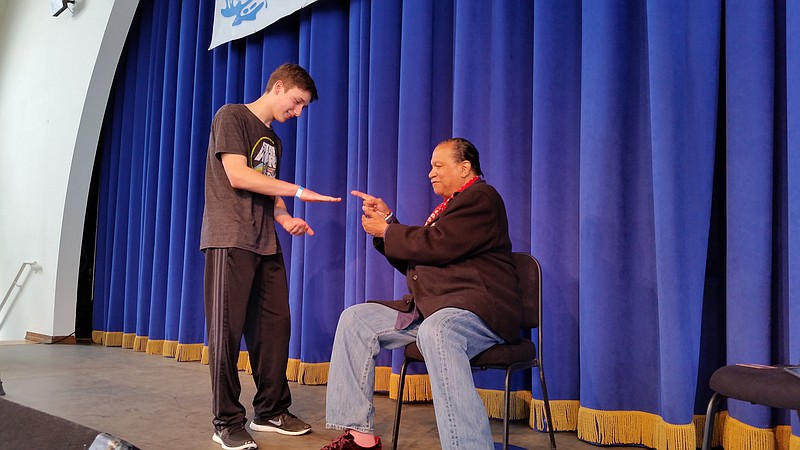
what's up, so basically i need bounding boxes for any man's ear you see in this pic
[272,80,284,94]
[461,160,472,176]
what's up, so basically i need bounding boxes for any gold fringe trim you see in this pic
[162,340,178,358]
[388,373,433,401]
[122,333,135,349]
[577,407,696,450]
[531,399,580,431]
[297,362,330,385]
[789,432,800,450]
[201,346,209,364]
[476,389,532,420]
[92,330,105,344]
[375,366,391,393]
[287,358,300,381]
[175,343,203,362]
[146,339,164,355]
[691,412,725,448]
[103,332,123,347]
[692,414,705,448]
[133,336,148,352]
[720,413,799,450]
[238,351,250,372]
[776,424,796,450]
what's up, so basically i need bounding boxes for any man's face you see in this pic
[429,143,468,198]
[272,82,312,123]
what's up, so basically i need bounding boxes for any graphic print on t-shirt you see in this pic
[251,136,278,178]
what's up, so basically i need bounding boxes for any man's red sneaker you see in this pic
[320,431,382,450]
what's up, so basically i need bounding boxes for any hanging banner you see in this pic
[209,0,321,50]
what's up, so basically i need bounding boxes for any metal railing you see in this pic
[0,261,42,332]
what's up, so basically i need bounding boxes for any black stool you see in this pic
[701,364,800,450]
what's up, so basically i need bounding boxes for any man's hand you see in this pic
[351,190,391,218]
[361,212,389,238]
[352,190,391,238]
[280,217,314,236]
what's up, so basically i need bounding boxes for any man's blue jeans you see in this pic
[325,303,504,449]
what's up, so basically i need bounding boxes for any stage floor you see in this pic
[0,341,622,450]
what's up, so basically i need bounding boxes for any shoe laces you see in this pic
[324,433,355,449]
[222,424,253,441]
[280,411,298,420]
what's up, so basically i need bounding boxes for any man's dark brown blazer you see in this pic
[372,179,522,343]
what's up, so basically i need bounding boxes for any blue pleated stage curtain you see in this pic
[92,1,800,448]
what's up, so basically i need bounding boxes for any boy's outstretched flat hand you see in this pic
[298,187,342,202]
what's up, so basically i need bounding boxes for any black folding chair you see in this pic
[701,364,800,449]
[391,253,557,450]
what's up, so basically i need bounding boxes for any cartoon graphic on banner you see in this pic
[209,0,321,50]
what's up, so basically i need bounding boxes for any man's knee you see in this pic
[336,303,374,331]
[417,310,471,357]
[416,317,451,356]
[336,305,360,330]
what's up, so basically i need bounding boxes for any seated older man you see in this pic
[322,137,522,450]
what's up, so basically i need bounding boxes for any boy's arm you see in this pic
[221,153,341,202]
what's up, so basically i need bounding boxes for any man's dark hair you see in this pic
[265,63,319,102]
[442,137,483,177]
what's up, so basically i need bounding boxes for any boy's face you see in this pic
[271,81,312,123]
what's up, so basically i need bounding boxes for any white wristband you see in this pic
[295,185,305,199]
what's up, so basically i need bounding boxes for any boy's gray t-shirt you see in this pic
[200,104,282,255]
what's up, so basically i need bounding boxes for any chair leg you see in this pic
[391,359,410,450]
[701,392,724,450]
[502,368,513,450]
[538,364,557,450]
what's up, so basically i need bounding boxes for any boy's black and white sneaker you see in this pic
[249,411,311,436]
[212,424,258,450]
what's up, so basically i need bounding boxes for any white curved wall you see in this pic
[0,0,139,340]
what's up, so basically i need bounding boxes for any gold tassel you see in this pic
[238,351,249,372]
[721,413,777,450]
[476,389,532,420]
[775,424,794,450]
[133,336,148,352]
[577,407,696,449]
[657,420,696,450]
[287,359,300,381]
[297,362,330,385]
[714,411,728,448]
[388,373,433,402]
[122,333,135,349]
[375,367,392,393]
[146,339,164,355]
[162,340,178,358]
[692,415,705,448]
[789,432,800,450]
[531,399,579,431]
[175,343,203,362]
[92,330,105,344]
[103,332,123,347]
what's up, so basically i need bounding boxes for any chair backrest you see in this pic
[512,252,542,330]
